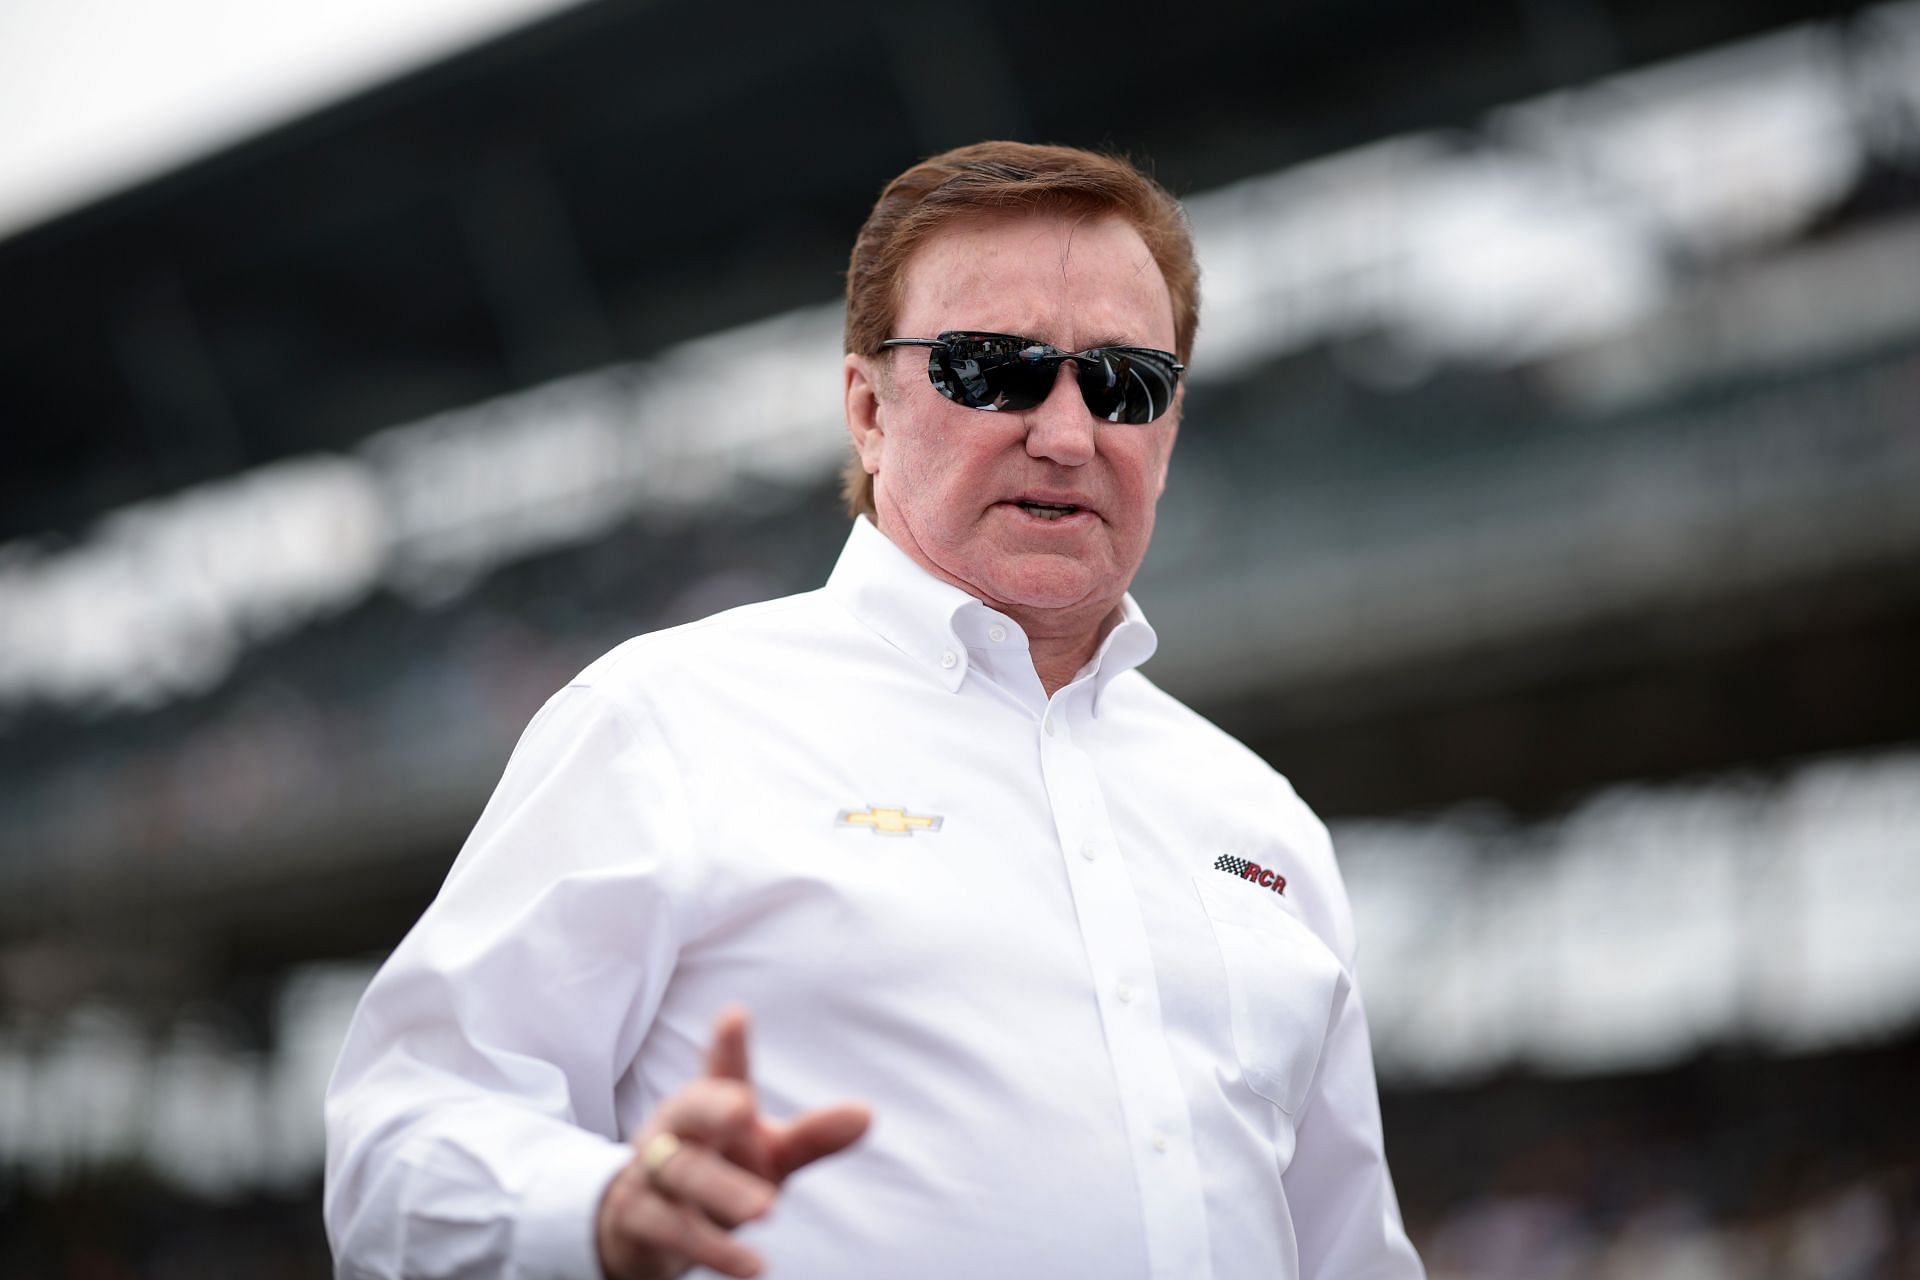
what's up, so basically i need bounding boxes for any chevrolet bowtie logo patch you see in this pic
[836,805,944,836]
[1215,854,1287,895]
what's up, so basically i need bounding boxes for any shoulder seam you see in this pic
[569,592,824,690]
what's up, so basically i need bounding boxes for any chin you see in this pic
[978,562,1106,613]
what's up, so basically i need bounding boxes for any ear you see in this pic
[844,353,886,477]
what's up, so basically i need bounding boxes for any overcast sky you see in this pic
[0,0,582,241]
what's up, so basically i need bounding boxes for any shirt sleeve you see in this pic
[324,682,690,1280]
[1284,982,1424,1278]
[1283,820,1425,1280]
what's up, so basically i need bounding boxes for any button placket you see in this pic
[1037,729,1211,1280]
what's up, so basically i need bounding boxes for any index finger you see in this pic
[706,1004,751,1082]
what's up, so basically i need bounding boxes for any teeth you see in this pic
[1019,501,1078,520]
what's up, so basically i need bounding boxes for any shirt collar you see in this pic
[824,516,1158,710]
[1085,591,1158,716]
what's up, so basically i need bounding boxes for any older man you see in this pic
[325,141,1422,1280]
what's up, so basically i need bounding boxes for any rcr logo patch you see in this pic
[1214,854,1287,895]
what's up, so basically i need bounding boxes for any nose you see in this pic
[1022,361,1096,467]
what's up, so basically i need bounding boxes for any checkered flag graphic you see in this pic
[1214,855,1250,877]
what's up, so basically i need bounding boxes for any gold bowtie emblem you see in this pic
[836,805,944,836]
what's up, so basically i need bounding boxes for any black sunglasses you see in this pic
[881,331,1184,425]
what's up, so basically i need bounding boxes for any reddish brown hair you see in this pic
[841,141,1200,517]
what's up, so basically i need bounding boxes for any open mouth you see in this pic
[1013,500,1085,522]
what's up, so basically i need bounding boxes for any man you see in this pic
[325,141,1423,1280]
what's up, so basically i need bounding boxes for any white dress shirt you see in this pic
[325,515,1422,1280]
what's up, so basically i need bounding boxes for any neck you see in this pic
[868,513,1128,698]
[1009,604,1119,698]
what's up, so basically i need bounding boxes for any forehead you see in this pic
[894,211,1176,351]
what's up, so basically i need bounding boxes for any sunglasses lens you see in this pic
[923,334,1180,422]
[1082,350,1178,424]
[932,335,1054,412]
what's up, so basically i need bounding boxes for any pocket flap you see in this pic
[1193,873,1349,1115]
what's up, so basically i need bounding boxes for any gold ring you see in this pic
[641,1132,683,1193]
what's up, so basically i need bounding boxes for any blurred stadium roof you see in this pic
[3,0,1918,1033]
[0,0,1885,539]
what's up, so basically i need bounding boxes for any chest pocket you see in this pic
[1193,873,1350,1115]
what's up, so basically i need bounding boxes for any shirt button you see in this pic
[1043,718,1055,737]
[1152,1134,1170,1154]
[1080,843,1097,861]
[940,650,957,669]
[1116,981,1133,1004]
[988,624,1007,643]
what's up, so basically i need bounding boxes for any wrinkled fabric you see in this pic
[324,516,1423,1280]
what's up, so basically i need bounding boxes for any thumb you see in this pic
[771,1102,872,1181]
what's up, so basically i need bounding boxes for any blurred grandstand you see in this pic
[3,0,1919,1274]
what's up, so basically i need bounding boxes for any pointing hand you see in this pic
[596,1006,872,1279]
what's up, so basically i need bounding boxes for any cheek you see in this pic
[885,414,939,482]
[887,424,977,533]
[1119,438,1172,502]
[1149,431,1178,499]
[902,419,1007,495]
[900,432,964,495]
